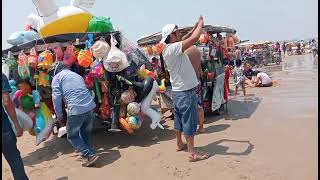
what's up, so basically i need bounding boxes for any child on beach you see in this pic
[233,59,246,97]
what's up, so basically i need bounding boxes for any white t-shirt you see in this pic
[257,72,272,85]
[162,42,199,91]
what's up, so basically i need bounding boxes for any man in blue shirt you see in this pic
[48,62,98,167]
[2,73,29,180]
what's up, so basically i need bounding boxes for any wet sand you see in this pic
[2,54,318,180]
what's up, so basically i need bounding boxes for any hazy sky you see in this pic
[2,0,318,49]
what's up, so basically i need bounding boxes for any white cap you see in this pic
[160,24,177,43]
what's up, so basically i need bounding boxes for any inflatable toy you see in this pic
[120,89,137,105]
[88,16,113,33]
[38,50,54,69]
[119,117,134,134]
[9,80,18,97]
[137,64,156,80]
[7,30,39,46]
[27,47,38,68]
[27,0,95,38]
[34,103,56,146]
[17,51,30,79]
[140,80,164,130]
[32,90,41,108]
[127,116,142,130]
[127,102,140,116]
[21,94,35,112]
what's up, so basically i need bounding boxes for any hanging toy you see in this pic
[6,52,18,71]
[63,45,77,67]
[78,35,94,68]
[199,32,210,44]
[26,47,38,68]
[84,75,94,89]
[9,80,18,97]
[120,89,137,105]
[89,61,104,78]
[38,50,53,69]
[32,90,41,108]
[17,51,30,79]
[12,90,25,108]
[155,43,165,55]
[38,71,50,87]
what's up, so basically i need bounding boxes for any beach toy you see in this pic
[137,64,156,80]
[89,61,104,78]
[21,94,35,112]
[18,51,30,79]
[38,71,50,87]
[32,90,41,108]
[127,102,140,116]
[100,94,111,119]
[63,45,77,67]
[88,16,113,33]
[159,79,166,93]
[103,35,129,72]
[119,117,134,134]
[26,0,94,38]
[34,103,56,145]
[94,78,102,103]
[127,116,142,130]
[51,45,64,61]
[92,39,110,59]
[78,49,93,68]
[9,80,17,97]
[12,90,25,108]
[7,30,39,46]
[38,50,54,69]
[8,108,34,135]
[84,75,94,89]
[120,90,137,105]
[27,47,38,68]
[6,54,18,71]
[140,80,164,130]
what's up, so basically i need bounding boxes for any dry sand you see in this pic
[2,54,318,180]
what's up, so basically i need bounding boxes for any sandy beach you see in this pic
[2,54,318,180]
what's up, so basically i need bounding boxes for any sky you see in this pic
[2,0,318,49]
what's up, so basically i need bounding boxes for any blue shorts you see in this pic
[172,88,198,137]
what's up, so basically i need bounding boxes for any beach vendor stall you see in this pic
[2,0,166,146]
[137,25,239,115]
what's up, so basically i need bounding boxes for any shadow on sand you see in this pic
[198,139,254,157]
[23,117,176,168]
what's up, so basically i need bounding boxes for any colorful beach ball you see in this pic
[127,102,140,116]
[127,116,142,130]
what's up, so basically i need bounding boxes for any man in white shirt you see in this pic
[254,71,273,87]
[160,16,209,162]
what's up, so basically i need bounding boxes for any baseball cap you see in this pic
[160,24,178,43]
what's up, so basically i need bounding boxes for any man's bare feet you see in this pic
[188,152,210,162]
[197,128,205,133]
[176,143,188,152]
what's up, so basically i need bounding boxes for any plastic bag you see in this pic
[103,35,129,72]
[8,108,34,135]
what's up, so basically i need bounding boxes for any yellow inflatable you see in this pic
[27,0,95,38]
